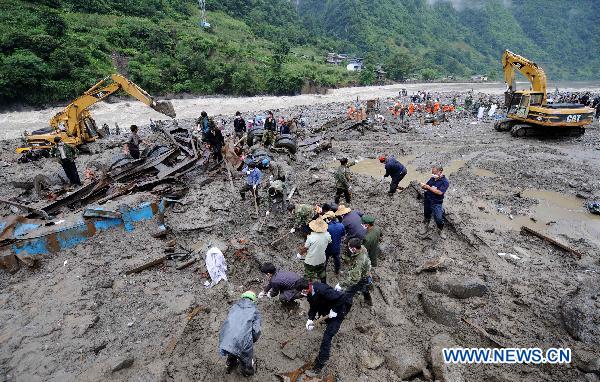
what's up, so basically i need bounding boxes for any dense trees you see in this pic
[0,0,597,106]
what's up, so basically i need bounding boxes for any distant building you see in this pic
[347,58,364,71]
[326,52,348,65]
[471,75,488,82]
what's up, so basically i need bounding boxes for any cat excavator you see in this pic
[16,74,176,155]
[494,50,594,137]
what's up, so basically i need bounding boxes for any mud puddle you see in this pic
[471,167,496,177]
[348,156,466,188]
[480,188,600,246]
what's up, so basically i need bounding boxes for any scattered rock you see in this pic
[91,341,108,355]
[429,333,465,382]
[96,279,114,289]
[281,345,297,360]
[561,281,600,344]
[384,346,427,380]
[429,275,488,299]
[112,355,134,372]
[360,350,384,370]
[574,349,600,374]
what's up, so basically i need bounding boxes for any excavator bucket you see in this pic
[153,100,177,119]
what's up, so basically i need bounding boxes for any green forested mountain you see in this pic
[1,0,598,106]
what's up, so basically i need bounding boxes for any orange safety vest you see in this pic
[433,102,440,113]
[408,103,415,115]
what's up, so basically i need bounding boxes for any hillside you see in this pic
[0,0,598,106]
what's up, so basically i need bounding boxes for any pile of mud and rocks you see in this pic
[1,92,599,382]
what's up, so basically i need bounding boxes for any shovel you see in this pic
[254,210,270,232]
[252,187,260,219]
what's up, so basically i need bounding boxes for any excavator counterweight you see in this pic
[496,50,593,137]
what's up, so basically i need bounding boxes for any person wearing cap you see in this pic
[233,111,246,141]
[258,263,302,303]
[294,278,350,377]
[50,136,81,186]
[334,157,354,204]
[335,238,372,306]
[323,211,345,275]
[219,291,262,377]
[240,162,262,203]
[361,215,382,267]
[419,165,450,239]
[288,203,318,235]
[297,218,331,283]
[379,155,407,195]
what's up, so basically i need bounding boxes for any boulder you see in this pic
[429,275,488,299]
[385,346,427,380]
[360,350,384,370]
[574,349,600,374]
[561,281,600,344]
[112,355,134,372]
[419,291,463,327]
[429,333,465,382]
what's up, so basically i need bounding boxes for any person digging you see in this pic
[240,161,262,204]
[50,136,81,186]
[379,155,407,195]
[335,238,372,307]
[419,165,450,239]
[294,278,351,378]
[258,262,303,305]
[219,291,261,377]
[297,218,331,284]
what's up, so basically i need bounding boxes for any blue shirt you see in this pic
[202,117,209,133]
[425,175,449,204]
[326,221,345,255]
[243,166,262,186]
[384,157,406,178]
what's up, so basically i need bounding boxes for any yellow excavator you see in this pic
[494,50,594,137]
[16,74,176,154]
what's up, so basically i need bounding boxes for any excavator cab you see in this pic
[507,91,545,118]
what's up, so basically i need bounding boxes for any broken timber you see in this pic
[125,255,167,275]
[520,226,582,259]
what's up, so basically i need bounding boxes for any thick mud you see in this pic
[1,90,599,382]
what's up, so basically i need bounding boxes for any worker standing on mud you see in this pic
[240,162,262,204]
[206,124,225,163]
[334,157,354,204]
[51,136,81,186]
[294,278,350,377]
[323,211,345,275]
[126,124,142,159]
[335,238,372,306]
[198,111,210,142]
[219,291,261,377]
[258,263,302,304]
[297,218,331,283]
[419,166,450,239]
[379,155,407,195]
[233,111,246,142]
[263,111,277,147]
[361,215,382,267]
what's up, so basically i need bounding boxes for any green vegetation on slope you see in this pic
[0,0,598,106]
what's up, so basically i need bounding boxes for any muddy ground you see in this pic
[1,92,599,382]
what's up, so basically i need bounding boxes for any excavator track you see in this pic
[509,124,585,138]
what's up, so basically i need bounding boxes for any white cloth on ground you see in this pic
[205,247,227,288]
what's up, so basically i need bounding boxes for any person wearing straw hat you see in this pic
[323,211,345,275]
[297,218,331,283]
[219,291,261,377]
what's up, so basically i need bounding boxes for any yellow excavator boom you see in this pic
[502,50,547,100]
[17,74,175,154]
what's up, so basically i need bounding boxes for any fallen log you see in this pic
[125,255,167,275]
[520,226,582,259]
[461,317,506,348]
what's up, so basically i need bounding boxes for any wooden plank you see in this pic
[125,255,167,275]
[520,226,582,259]
[461,318,506,348]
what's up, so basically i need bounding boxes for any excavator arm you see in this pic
[49,74,176,137]
[502,50,547,99]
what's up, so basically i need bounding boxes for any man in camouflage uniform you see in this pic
[335,238,372,306]
[288,203,316,235]
[334,157,354,204]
